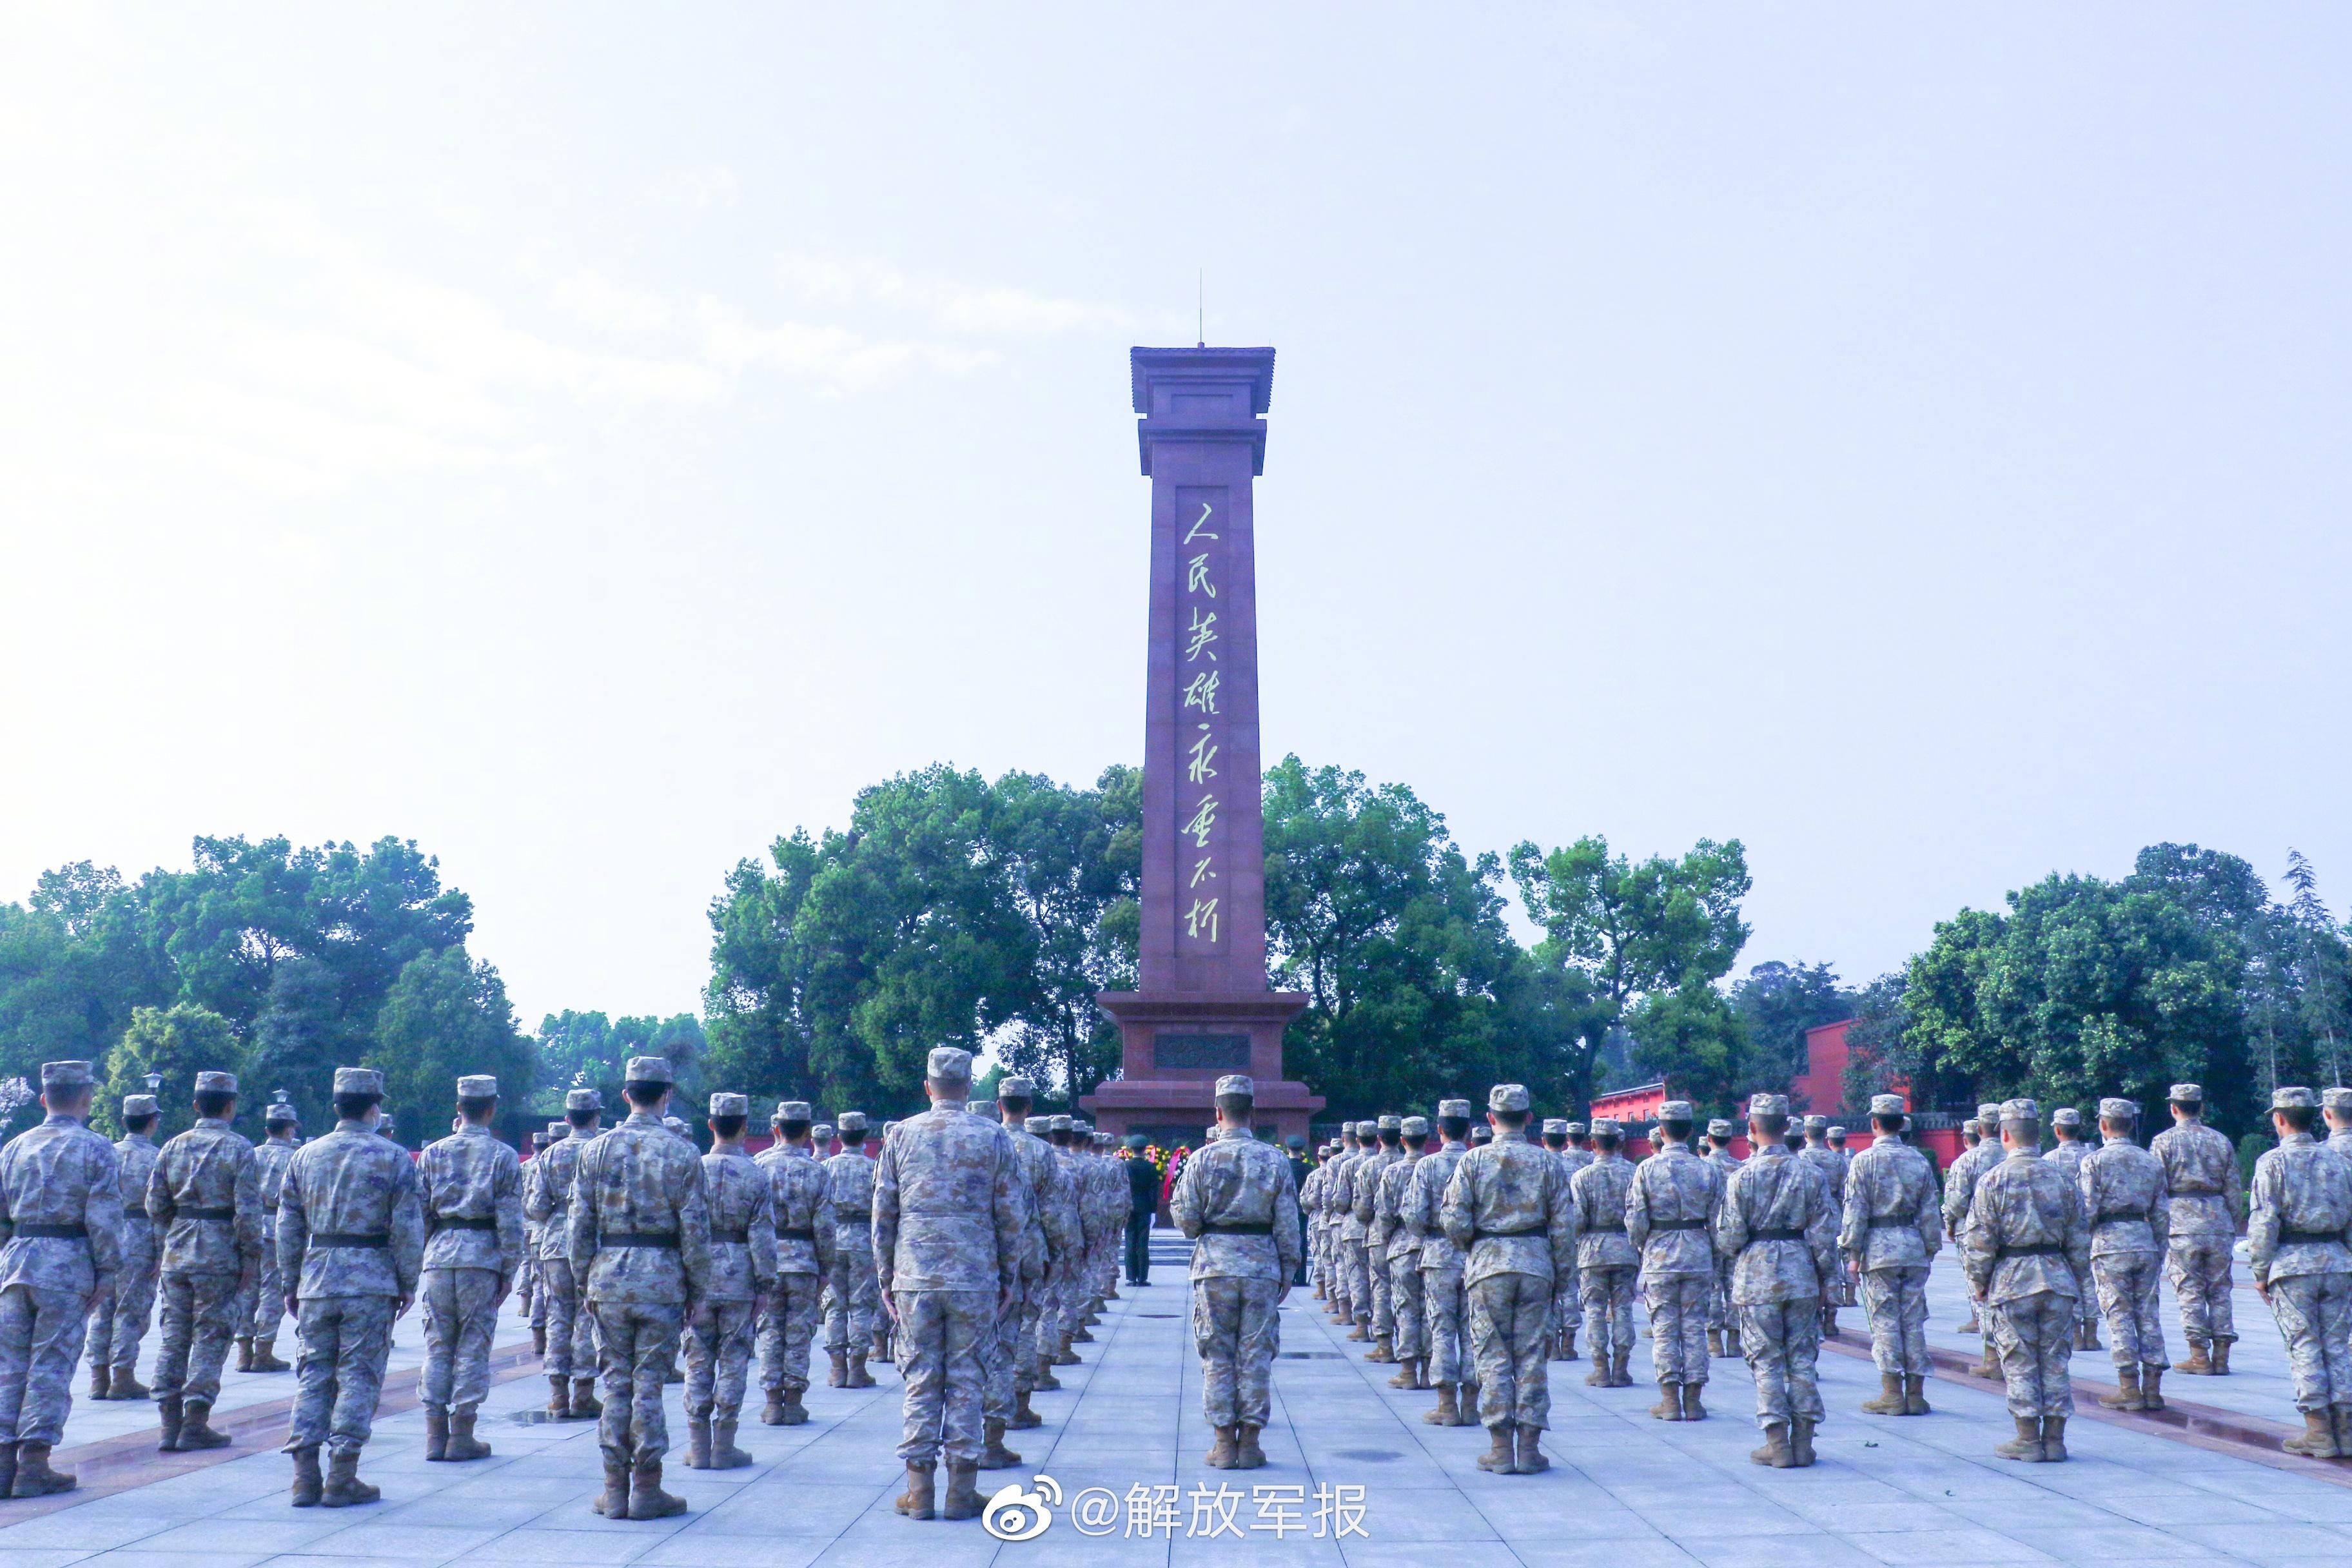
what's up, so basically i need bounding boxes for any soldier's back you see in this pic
[284,1126,421,1297]
[0,1116,121,1295]
[876,1106,1021,1291]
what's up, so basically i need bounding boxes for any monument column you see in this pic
[1085,347,1322,1144]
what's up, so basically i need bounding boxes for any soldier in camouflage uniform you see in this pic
[685,1093,774,1470]
[995,1083,1073,1444]
[1335,1121,1378,1340]
[2081,1097,2169,1412]
[755,1100,835,1426]
[1375,1117,1431,1391]
[1569,1118,1638,1389]
[569,1056,712,1520]
[1796,1117,1847,1336]
[524,1124,566,1353]
[1409,1101,1477,1426]
[240,1099,299,1375]
[0,1061,122,1497]
[148,1068,262,1453]
[1717,1093,1838,1468]
[2324,1087,2352,1161]
[1318,1126,1358,1321]
[822,1110,881,1389]
[1355,1116,1402,1361]
[1020,1116,1073,1392]
[874,1046,1027,1522]
[1628,1101,1721,1420]
[1963,1098,2092,1463]
[2042,1107,2102,1351]
[527,1089,606,1418]
[1170,1075,1300,1471]
[86,1093,159,1402]
[2153,1083,2242,1375]
[1085,1128,1125,1325]
[1549,1121,1594,1361]
[2249,1086,2352,1456]
[1839,1093,1940,1417]
[1701,1119,1743,1357]
[1943,1103,2006,1369]
[416,1075,523,1465]
[1441,1084,1576,1476]
[279,1067,425,1508]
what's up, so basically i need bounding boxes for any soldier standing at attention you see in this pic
[1411,1101,1478,1426]
[1299,1144,1327,1300]
[0,1061,122,1497]
[1022,1117,1075,1393]
[277,1067,424,1507]
[994,1083,1073,1444]
[1963,1098,2092,1463]
[1839,1093,1940,1417]
[1628,1101,1721,1421]
[1170,1075,1300,1469]
[2153,1083,2242,1375]
[1716,1093,1838,1468]
[1355,1117,1405,1362]
[2324,1088,2352,1160]
[1796,1117,1847,1337]
[148,1069,261,1454]
[2249,1086,2352,1456]
[242,1099,299,1375]
[978,1096,1048,1472]
[685,1093,774,1470]
[568,1057,711,1521]
[87,1093,159,1402]
[1320,1126,1358,1323]
[2043,1108,2102,1351]
[1825,1126,1858,1324]
[823,1111,881,1389]
[1570,1118,1638,1389]
[1335,1122,1378,1340]
[754,1101,835,1427]
[524,1124,567,1354]
[2081,1099,2168,1412]
[527,1089,605,1420]
[415,1075,522,1464]
[1549,1122,1594,1362]
[874,1046,1026,1523]
[1441,1084,1576,1476]
[1701,1120,1743,1358]
[1376,1117,1431,1391]
[1538,1121,1573,1363]
[1943,1103,2007,1371]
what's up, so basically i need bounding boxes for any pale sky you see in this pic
[4,5,2347,1026]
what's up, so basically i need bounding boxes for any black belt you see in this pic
[837,1211,872,1222]
[1646,1218,1707,1232]
[1747,1228,1808,1243]
[1996,1243,2067,1258]
[2173,1185,2220,1197]
[1206,1222,1272,1235]
[2280,1228,2347,1245]
[12,1224,86,1240]
[1867,1215,1918,1229]
[602,1233,679,1249]
[2095,1210,2154,1226]
[1473,1225,1542,1240]
[177,1206,237,1222]
[778,1228,816,1242]
[711,1229,749,1246]
[311,1233,390,1249]
[435,1216,498,1231]
[1584,1220,1626,1232]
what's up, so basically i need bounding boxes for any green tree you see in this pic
[1729,961,1854,1091]
[371,949,533,1146]
[101,1002,244,1140]
[2284,851,2352,1086]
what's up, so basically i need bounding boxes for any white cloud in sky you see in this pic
[776,253,1136,338]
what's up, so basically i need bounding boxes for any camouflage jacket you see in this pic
[1300,1161,1327,1221]
[1006,1128,1075,1282]
[2077,1136,2169,1259]
[1627,1144,1723,1279]
[417,1124,525,1281]
[115,1132,159,1226]
[1406,1141,1469,1272]
[1351,1148,1400,1242]
[254,1136,299,1233]
[2248,1132,2352,1284]
[1838,1134,1942,1270]
[700,1146,778,1301]
[279,1121,426,1300]
[754,1144,837,1278]
[1439,1130,1577,1288]
[567,1110,712,1308]
[524,1128,596,1260]
[2151,1121,2242,1240]
[2042,1138,2092,1186]
[1569,1154,1638,1270]
[0,1114,123,1295]
[1940,1139,2003,1239]
[1554,1146,1595,1183]
[1086,1155,1126,1246]
[1715,1144,1838,1304]
[824,1148,878,1257]
[148,1117,262,1277]
[872,1100,1027,1296]
[1703,1147,1743,1182]
[1170,1128,1302,1283]
[1961,1148,2090,1304]
[1333,1150,1373,1242]
[1798,1143,1847,1208]
[1373,1152,1425,1257]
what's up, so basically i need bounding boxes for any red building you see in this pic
[1589,1081,1671,1124]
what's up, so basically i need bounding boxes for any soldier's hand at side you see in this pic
[285,1293,300,1319]
[395,1293,415,1320]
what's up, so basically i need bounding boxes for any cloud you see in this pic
[548,270,678,338]
[775,253,1134,337]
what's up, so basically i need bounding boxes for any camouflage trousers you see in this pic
[1420,1265,1468,1386]
[2091,1253,2166,1370]
[88,1219,157,1373]
[0,1285,91,1446]
[1987,1290,2074,1419]
[894,1288,990,1466]
[1551,1273,1580,1340]
[684,1298,757,1421]
[1014,1275,1052,1394]
[538,1257,599,1378]
[591,1300,683,1467]
[983,1285,1029,1422]
[525,1255,549,1330]
[1193,1275,1280,1429]
[286,1293,397,1456]
[2167,1239,2235,1346]
[1644,1273,1711,1384]
[155,1269,241,1405]
[1580,1264,1637,1363]
[1707,1259,1732,1333]
[2266,1271,2352,1413]
[1736,1298,1824,1429]
[823,1229,879,1351]
[1387,1251,1426,1360]
[757,1273,823,1395]
[420,1267,502,1412]
[235,1220,285,1343]
[1031,1275,1064,1369]
[1367,1244,1395,1340]
[1468,1272,1552,1429]
[1343,1239,1373,1324]
[1858,1266,1931,1377]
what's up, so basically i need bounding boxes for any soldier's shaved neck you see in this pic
[709,1119,747,1152]
[1657,1121,1692,1148]
[2170,1101,2203,1124]
[2099,1117,2133,1141]
[1402,1133,1427,1152]
[841,1128,868,1150]
[1378,1132,1400,1149]
[1542,1133,1567,1150]
[41,1087,91,1121]
[925,1076,970,1105]
[999,1097,1032,1124]
[127,1113,161,1137]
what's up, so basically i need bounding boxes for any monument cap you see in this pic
[195,1070,237,1094]
[565,1088,603,1113]
[1400,1116,1429,1137]
[1869,1093,1905,1117]
[1748,1093,1789,1119]
[998,1075,1036,1099]
[2169,1083,2203,1104]
[1488,1084,1530,1113]
[1589,1117,1621,1137]
[456,1075,498,1099]
[623,1056,672,1085]
[1660,1101,1694,1122]
[39,1061,93,1091]
[1215,1074,1255,1099]
[2051,1106,2081,1129]
[1438,1099,1473,1119]
[2324,1088,2352,1115]
[926,1046,973,1082]
[1707,1118,1734,1139]
[838,1111,868,1133]
[122,1093,159,1119]
[709,1093,749,1117]
[335,1067,384,1097]
[2273,1086,2318,1111]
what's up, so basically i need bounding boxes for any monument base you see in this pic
[1085,990,1323,1146]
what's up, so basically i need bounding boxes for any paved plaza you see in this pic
[2,1231,2349,1567]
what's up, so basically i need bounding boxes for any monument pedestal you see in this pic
[1088,989,1317,1145]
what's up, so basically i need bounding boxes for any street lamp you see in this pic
[142,1070,163,1096]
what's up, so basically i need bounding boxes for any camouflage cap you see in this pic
[1542,1118,1569,1135]
[565,1088,603,1113]
[1660,1101,1694,1122]
[456,1075,498,1098]
[1747,1093,1789,1118]
[122,1093,159,1119]
[1049,1114,1073,1132]
[1589,1117,1621,1137]
[663,1117,691,1136]
[838,1110,868,1132]
[1070,1117,1092,1131]
[926,1046,973,1081]
[2050,1106,2081,1128]
[39,1061,93,1090]
[545,1121,570,1139]
[1488,1084,1531,1113]
[2273,1086,2317,1111]
[1469,1126,1492,1142]
[1215,1074,1255,1098]
[774,1100,812,1122]
[1024,1115,1051,1135]
[1802,1114,1828,1133]
[1377,1113,1401,1132]
[812,1122,834,1141]
[265,1098,299,1124]
[2168,1083,2203,1104]
[623,1056,672,1084]
[1827,1126,1848,1141]
[709,1092,749,1117]
[1437,1098,1473,1119]
[1977,1102,2003,1124]
[1707,1118,1734,1138]
[1868,1093,1905,1116]
[195,1070,238,1094]
[1093,1131,1113,1146]
[2325,1088,2352,1115]
[2097,1097,2136,1121]
[1400,1116,1429,1137]
[997,1075,1036,1099]
[1999,1097,2039,1122]
[1563,1121,1586,1137]
[335,1067,384,1096]
[1355,1121,1378,1138]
